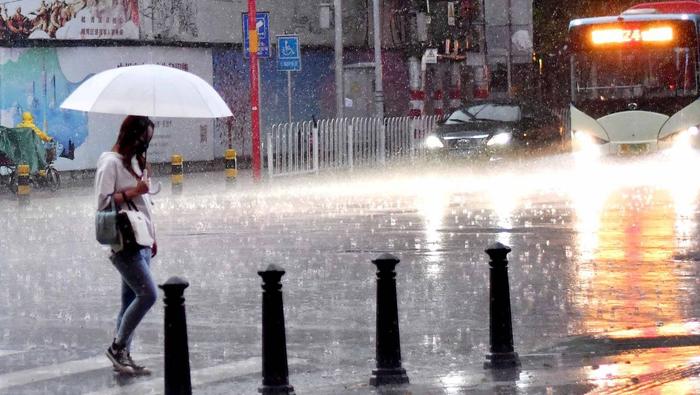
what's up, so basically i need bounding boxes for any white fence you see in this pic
[266,116,441,178]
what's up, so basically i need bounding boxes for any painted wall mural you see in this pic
[0,45,410,170]
[1,0,139,40]
[0,46,215,171]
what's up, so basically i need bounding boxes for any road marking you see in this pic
[0,354,159,390]
[0,350,22,357]
[85,357,305,395]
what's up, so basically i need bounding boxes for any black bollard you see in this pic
[159,276,192,395]
[484,242,521,369]
[370,253,410,386]
[258,264,295,395]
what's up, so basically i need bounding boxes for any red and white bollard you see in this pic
[408,56,423,117]
[409,90,425,117]
[473,64,490,99]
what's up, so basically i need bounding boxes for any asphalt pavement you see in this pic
[2,153,700,394]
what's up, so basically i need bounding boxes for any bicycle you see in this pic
[0,142,60,193]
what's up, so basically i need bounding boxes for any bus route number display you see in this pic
[591,26,674,45]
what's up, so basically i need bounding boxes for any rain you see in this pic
[3,1,700,394]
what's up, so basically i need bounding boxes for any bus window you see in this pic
[573,47,697,102]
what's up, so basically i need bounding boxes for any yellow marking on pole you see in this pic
[17,164,30,197]
[171,154,183,186]
[250,30,259,54]
[225,149,238,181]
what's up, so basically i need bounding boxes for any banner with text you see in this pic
[2,0,139,40]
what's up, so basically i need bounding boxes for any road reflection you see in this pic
[572,164,700,392]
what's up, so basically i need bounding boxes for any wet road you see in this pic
[1,152,700,394]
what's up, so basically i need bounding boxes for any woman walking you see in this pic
[95,115,157,374]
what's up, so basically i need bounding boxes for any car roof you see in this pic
[455,101,554,116]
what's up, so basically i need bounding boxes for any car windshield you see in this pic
[445,104,521,124]
[573,47,698,101]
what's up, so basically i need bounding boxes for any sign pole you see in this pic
[287,71,293,123]
[277,35,301,123]
[248,0,262,181]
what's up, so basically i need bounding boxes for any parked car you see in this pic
[424,101,564,159]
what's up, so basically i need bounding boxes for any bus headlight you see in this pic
[661,126,699,150]
[425,135,444,149]
[487,132,512,146]
[574,130,607,148]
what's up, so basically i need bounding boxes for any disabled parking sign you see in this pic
[277,35,301,72]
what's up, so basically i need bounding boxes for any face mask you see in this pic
[138,142,149,154]
[135,137,149,154]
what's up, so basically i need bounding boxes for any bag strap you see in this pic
[106,193,117,213]
[126,200,139,211]
[120,191,139,212]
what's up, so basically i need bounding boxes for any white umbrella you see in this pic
[60,64,232,118]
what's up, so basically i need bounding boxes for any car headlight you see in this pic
[425,135,444,149]
[486,132,511,146]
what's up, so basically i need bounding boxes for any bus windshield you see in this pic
[573,47,698,101]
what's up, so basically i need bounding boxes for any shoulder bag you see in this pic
[95,195,120,245]
[118,199,154,250]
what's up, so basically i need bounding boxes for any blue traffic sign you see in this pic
[277,35,301,72]
[242,12,270,58]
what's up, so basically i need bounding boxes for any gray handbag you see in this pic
[95,195,120,245]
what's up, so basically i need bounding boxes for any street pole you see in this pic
[507,0,513,98]
[287,71,293,123]
[334,0,344,119]
[372,0,385,164]
[248,0,262,181]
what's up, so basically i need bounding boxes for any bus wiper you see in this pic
[463,110,477,120]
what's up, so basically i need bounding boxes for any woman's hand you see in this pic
[151,241,158,258]
[134,180,149,195]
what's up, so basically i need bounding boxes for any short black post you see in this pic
[258,265,295,395]
[159,276,192,395]
[370,253,409,386]
[484,243,521,369]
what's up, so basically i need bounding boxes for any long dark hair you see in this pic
[115,115,154,178]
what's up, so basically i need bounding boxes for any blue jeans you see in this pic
[110,248,157,351]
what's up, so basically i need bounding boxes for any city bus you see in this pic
[568,1,700,155]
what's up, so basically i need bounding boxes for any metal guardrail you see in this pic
[266,116,441,178]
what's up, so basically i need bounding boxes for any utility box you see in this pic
[343,62,375,118]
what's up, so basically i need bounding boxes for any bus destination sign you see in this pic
[591,26,674,45]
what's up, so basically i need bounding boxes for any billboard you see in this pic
[1,0,139,40]
[0,46,216,171]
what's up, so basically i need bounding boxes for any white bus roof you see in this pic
[570,13,700,29]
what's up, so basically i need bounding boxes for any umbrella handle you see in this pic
[149,181,162,195]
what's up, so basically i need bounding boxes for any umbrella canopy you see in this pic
[60,64,232,118]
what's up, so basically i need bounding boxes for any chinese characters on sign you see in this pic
[277,35,301,72]
[0,0,139,40]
